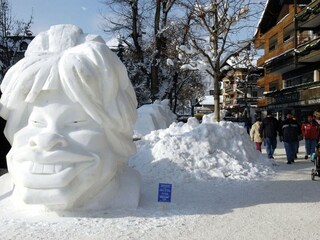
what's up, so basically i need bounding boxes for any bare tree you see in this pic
[100,0,206,111]
[160,13,205,113]
[149,0,178,101]
[0,0,33,80]
[179,0,263,121]
[100,0,151,103]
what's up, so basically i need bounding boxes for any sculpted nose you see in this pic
[29,132,67,151]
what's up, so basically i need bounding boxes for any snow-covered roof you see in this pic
[255,0,311,37]
[254,0,270,37]
[106,36,123,50]
[199,95,223,105]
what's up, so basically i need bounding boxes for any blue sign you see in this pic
[158,183,172,203]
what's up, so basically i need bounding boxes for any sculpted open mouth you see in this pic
[10,150,98,189]
[31,162,73,174]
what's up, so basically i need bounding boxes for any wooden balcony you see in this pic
[256,41,295,67]
[224,85,234,94]
[256,77,265,87]
[296,0,320,29]
[300,85,320,100]
[257,97,268,107]
[296,36,320,63]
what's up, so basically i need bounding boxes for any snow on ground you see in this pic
[2,118,320,239]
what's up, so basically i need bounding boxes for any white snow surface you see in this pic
[134,100,177,138]
[2,118,320,239]
[130,117,274,184]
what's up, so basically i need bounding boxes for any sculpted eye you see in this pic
[30,120,46,128]
[73,120,84,123]
[68,120,87,126]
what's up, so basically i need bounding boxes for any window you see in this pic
[284,72,313,88]
[298,30,313,45]
[269,82,278,91]
[269,34,278,52]
[252,91,258,97]
[283,24,294,44]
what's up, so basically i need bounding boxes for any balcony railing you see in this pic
[257,97,267,107]
[296,0,320,29]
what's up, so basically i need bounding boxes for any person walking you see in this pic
[314,111,320,143]
[259,110,280,159]
[314,111,320,125]
[280,111,301,164]
[250,118,263,152]
[292,114,301,159]
[301,113,320,160]
[244,115,252,134]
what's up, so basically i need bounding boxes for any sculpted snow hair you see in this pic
[0,24,137,166]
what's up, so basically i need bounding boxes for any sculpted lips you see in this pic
[10,150,97,189]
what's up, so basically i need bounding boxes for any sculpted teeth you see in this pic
[32,162,44,174]
[31,162,57,174]
[54,164,64,173]
[43,164,55,174]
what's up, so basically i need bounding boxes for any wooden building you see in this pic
[254,0,320,120]
[222,68,264,119]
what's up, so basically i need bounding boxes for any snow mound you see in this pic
[130,116,274,183]
[134,99,176,138]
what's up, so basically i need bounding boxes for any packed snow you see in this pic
[133,104,274,184]
[0,24,140,211]
[134,100,177,138]
[0,26,318,239]
[2,114,320,239]
[131,115,274,184]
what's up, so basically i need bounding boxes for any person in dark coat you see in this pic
[259,110,280,159]
[292,114,301,158]
[280,111,302,164]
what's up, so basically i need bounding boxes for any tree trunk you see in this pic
[173,72,178,113]
[150,0,161,101]
[131,0,143,61]
[214,77,220,122]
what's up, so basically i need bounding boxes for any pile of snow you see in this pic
[130,114,274,183]
[134,100,176,138]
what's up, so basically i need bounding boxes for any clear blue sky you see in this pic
[10,0,111,39]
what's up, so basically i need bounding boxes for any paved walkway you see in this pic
[263,139,316,177]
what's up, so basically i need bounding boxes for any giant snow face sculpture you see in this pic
[0,24,140,211]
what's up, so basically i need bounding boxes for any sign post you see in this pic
[158,183,172,210]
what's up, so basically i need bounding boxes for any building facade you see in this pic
[222,68,264,119]
[254,0,320,121]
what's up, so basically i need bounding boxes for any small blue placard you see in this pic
[158,183,172,203]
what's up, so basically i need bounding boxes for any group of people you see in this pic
[250,110,320,164]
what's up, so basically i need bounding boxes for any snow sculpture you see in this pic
[134,100,177,137]
[0,24,140,211]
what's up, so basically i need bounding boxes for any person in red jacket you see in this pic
[301,114,320,160]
